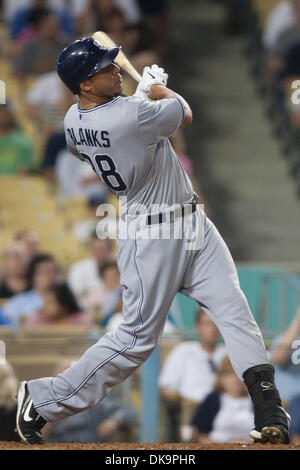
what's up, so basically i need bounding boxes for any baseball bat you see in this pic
[92,31,142,83]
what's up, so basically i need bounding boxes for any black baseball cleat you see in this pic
[16,381,47,444]
[243,364,290,445]
[250,412,291,444]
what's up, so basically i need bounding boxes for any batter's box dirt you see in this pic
[0,442,298,450]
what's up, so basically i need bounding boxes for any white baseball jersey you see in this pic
[64,95,194,215]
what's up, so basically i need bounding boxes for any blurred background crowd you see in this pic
[2,0,300,445]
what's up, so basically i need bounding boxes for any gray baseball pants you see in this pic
[28,208,268,422]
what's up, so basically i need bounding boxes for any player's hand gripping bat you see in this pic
[92,31,142,83]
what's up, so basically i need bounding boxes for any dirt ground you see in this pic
[0,441,298,450]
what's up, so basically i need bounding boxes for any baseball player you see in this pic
[16,37,290,445]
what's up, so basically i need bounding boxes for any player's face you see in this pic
[85,63,122,99]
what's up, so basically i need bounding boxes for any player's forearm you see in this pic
[149,84,193,128]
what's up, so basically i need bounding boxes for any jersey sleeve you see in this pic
[137,97,185,142]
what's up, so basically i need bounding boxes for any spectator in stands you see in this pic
[68,234,113,303]
[191,356,253,443]
[3,0,84,23]
[114,0,141,25]
[14,230,40,260]
[101,7,127,47]
[85,259,180,334]
[83,0,126,33]
[270,306,300,401]
[0,308,9,325]
[263,1,300,89]
[0,104,35,174]
[137,0,169,57]
[1,253,57,329]
[72,194,111,244]
[101,261,121,314]
[123,23,161,78]
[41,132,109,202]
[2,0,29,24]
[55,0,90,35]
[55,147,109,203]
[158,309,226,441]
[25,72,74,136]
[24,283,91,327]
[262,0,300,52]
[0,362,20,442]
[159,310,226,402]
[42,358,137,442]
[0,241,29,300]
[85,260,122,326]
[14,9,67,77]
[41,132,70,183]
[10,0,74,41]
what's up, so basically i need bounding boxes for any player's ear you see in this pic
[79,78,92,94]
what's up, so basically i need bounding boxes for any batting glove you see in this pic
[137,64,168,94]
[133,87,149,100]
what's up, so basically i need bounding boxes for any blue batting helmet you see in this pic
[57,37,120,94]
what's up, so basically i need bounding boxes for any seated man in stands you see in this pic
[25,72,74,138]
[13,9,68,77]
[67,234,113,305]
[158,309,226,441]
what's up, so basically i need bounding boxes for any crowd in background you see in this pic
[1,0,300,445]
